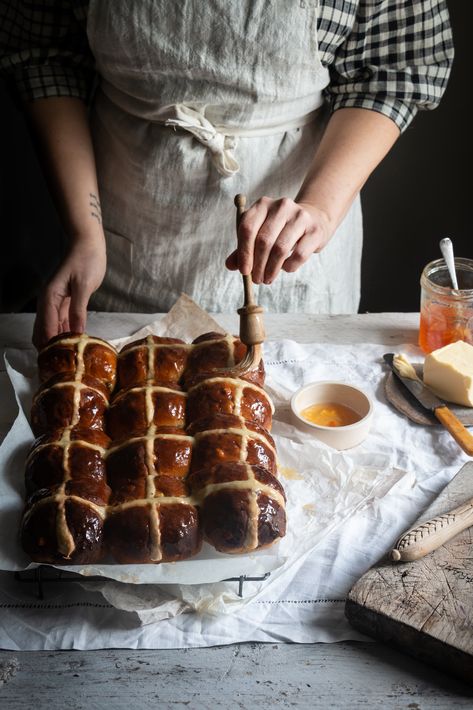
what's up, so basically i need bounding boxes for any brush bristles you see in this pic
[230,344,262,376]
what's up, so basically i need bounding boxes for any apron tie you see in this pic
[164,104,240,178]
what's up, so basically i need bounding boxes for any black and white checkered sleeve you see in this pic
[0,1,93,102]
[322,0,454,132]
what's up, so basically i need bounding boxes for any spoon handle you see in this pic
[440,237,459,290]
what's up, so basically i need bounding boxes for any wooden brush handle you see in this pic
[434,406,473,456]
[234,194,265,347]
[234,195,254,306]
[391,497,473,562]
[234,193,247,227]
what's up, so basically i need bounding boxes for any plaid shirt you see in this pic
[0,0,453,132]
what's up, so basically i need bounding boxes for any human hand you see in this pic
[32,236,106,349]
[225,197,332,284]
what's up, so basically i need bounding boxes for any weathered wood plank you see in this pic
[346,462,473,683]
[1,642,472,709]
[0,312,420,355]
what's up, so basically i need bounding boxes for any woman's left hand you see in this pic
[225,197,332,284]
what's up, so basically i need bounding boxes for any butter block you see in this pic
[424,340,473,407]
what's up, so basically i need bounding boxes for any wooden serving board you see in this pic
[345,462,473,684]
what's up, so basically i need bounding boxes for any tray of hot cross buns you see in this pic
[0,300,396,587]
[21,329,286,572]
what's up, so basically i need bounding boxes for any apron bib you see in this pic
[87,0,362,314]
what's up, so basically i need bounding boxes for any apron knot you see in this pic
[164,104,240,178]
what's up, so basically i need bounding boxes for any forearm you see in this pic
[297,108,400,233]
[25,97,103,244]
[26,98,106,347]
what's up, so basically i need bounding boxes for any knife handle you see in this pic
[391,498,473,562]
[434,406,473,456]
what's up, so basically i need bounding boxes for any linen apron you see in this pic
[87,1,363,314]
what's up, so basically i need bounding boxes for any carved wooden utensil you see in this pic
[391,496,473,562]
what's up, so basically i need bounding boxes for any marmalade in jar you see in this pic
[419,258,473,354]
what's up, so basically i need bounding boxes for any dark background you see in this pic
[359,0,470,312]
[0,1,469,315]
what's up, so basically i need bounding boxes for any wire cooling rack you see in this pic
[14,567,271,600]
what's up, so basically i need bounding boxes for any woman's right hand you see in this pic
[33,235,107,350]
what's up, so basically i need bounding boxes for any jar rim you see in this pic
[421,257,473,298]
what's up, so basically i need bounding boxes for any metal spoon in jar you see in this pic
[440,237,459,290]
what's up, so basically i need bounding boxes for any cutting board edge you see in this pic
[345,598,473,685]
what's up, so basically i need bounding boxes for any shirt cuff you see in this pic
[329,94,418,133]
[11,64,92,102]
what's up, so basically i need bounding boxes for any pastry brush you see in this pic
[230,194,265,376]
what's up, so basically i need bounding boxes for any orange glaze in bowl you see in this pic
[300,402,361,428]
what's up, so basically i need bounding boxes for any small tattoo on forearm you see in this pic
[89,192,102,225]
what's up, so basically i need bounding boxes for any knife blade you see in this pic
[383,353,444,411]
[384,352,473,456]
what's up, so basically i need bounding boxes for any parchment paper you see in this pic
[0,295,403,614]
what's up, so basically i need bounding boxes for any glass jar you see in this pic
[419,257,473,353]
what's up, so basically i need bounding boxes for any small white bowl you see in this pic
[290,381,373,450]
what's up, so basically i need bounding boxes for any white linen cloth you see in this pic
[0,327,468,649]
[86,0,363,314]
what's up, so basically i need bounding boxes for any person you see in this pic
[0,1,453,348]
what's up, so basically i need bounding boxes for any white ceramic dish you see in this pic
[290,381,374,450]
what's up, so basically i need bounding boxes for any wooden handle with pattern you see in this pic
[391,497,473,562]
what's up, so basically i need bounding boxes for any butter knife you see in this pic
[384,353,473,456]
